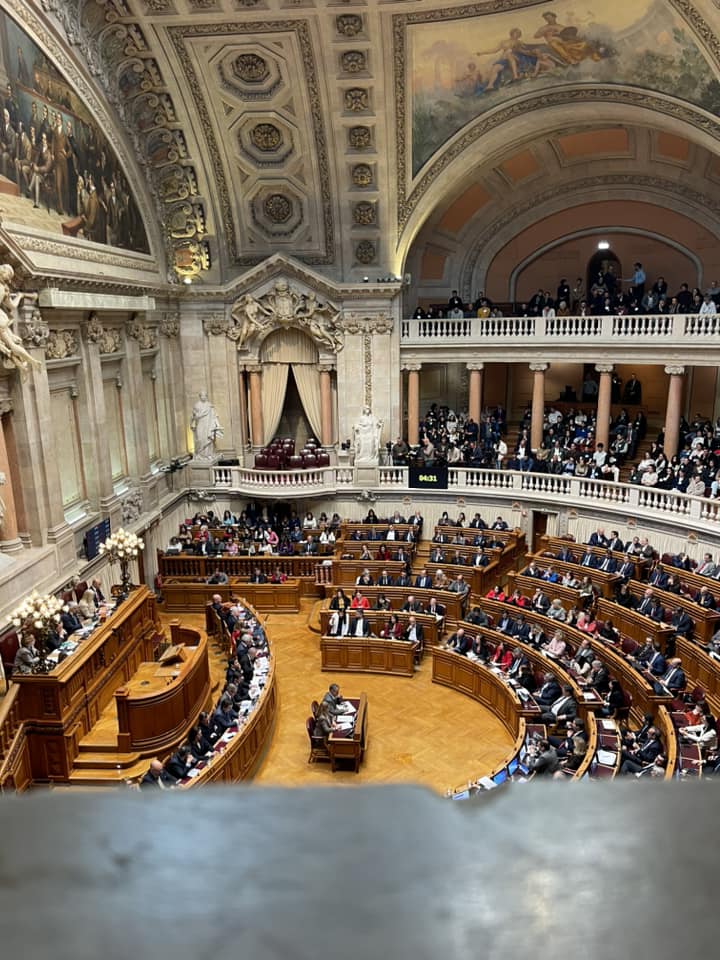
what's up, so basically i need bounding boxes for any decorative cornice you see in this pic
[342,313,393,335]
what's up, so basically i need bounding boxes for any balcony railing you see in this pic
[212,464,720,534]
[400,312,720,346]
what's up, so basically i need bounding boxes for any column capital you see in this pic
[466,362,485,372]
[595,363,614,374]
[665,364,685,376]
[529,362,548,372]
[0,398,13,416]
[402,363,422,372]
[244,364,263,375]
[318,363,336,374]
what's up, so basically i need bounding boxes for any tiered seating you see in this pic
[254,437,330,470]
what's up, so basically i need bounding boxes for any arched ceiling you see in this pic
[4,0,720,290]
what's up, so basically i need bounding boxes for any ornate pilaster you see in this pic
[0,399,22,554]
[80,313,114,503]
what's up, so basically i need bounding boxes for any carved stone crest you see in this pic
[229,279,345,352]
[233,53,269,83]
[127,316,158,350]
[45,330,79,360]
[264,194,293,223]
[159,312,180,338]
[352,164,373,187]
[99,329,122,355]
[336,14,363,36]
[348,126,371,149]
[355,240,376,265]
[353,201,376,226]
[344,88,369,112]
[341,51,367,74]
[203,312,230,336]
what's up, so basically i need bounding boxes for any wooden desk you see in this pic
[507,571,582,608]
[327,694,368,772]
[426,559,499,599]
[332,560,409,587]
[340,523,417,542]
[320,637,415,677]
[114,623,211,754]
[596,598,674,651]
[535,535,648,581]
[157,553,323,595]
[432,648,522,738]
[319,607,441,647]
[675,636,720,717]
[625,582,720,646]
[338,542,417,561]
[518,558,619,599]
[11,588,159,781]
[162,578,301,613]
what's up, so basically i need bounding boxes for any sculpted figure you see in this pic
[0,265,41,374]
[190,391,223,459]
[353,406,383,465]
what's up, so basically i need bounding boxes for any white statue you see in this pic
[353,406,383,465]
[229,280,344,352]
[0,264,41,375]
[190,391,223,460]
[229,292,272,349]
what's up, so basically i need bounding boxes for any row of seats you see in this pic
[254,437,330,470]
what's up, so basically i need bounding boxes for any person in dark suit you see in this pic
[322,683,343,716]
[617,556,635,581]
[472,550,489,567]
[429,547,445,563]
[376,569,394,587]
[469,513,487,529]
[140,759,176,790]
[648,566,668,589]
[636,589,657,617]
[165,745,193,781]
[491,516,509,530]
[653,658,686,696]
[619,727,663,774]
[697,586,717,610]
[403,616,424,651]
[415,568,432,589]
[535,674,562,708]
[402,595,423,613]
[446,627,468,653]
[90,578,106,605]
[597,550,617,573]
[556,545,575,563]
[250,567,267,584]
[634,638,666,676]
[350,612,371,637]
[188,726,213,762]
[426,597,445,621]
[527,739,560,775]
[588,528,609,548]
[394,572,412,587]
[670,606,693,637]
[541,685,577,725]
[579,550,598,569]
[607,532,625,553]
[61,603,83,634]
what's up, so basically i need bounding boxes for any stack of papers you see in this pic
[596,749,617,766]
[601,719,617,731]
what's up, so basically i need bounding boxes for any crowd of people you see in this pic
[140,603,269,789]
[413,271,720,320]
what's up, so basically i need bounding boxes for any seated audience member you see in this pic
[491,516,509,531]
[634,637,666,676]
[313,702,334,741]
[680,714,718,752]
[188,726,213,762]
[434,569,449,590]
[581,659,610,695]
[394,570,413,588]
[351,590,370,611]
[535,673,562,708]
[355,568,373,586]
[653,658,686,696]
[570,637,594,675]
[213,699,238,732]
[165,745,193,781]
[270,566,287,584]
[350,611,371,637]
[426,596,445,621]
[619,727,663,775]
[546,598,567,622]
[381,613,404,640]
[486,584,506,601]
[465,605,489,627]
[415,567,433,589]
[490,640,513,671]
[402,594,423,613]
[523,560,543,578]
[541,684,577,726]
[78,588,98,620]
[322,683,343,716]
[575,610,597,634]
[375,593,391,612]
[507,588,529,609]
[207,566,229,585]
[403,615,424,653]
[670,605,694,638]
[532,588,551,614]
[527,738,560,776]
[140,758,176,790]
[61,603,83,634]
[542,629,567,659]
[13,636,40,675]
[448,573,470,597]
[328,609,350,637]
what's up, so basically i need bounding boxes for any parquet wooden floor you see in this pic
[171,601,515,795]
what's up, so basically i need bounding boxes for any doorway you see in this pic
[586,249,621,301]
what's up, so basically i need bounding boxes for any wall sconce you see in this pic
[69,385,78,399]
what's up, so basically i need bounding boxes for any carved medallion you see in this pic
[344,88,369,112]
[341,51,366,74]
[250,123,283,151]
[355,240,376,265]
[233,53,269,83]
[353,201,376,226]
[348,126,371,149]
[352,163,373,188]
[336,14,363,37]
[159,312,180,338]
[45,330,79,361]
[263,194,293,223]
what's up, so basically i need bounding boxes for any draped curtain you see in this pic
[292,364,323,440]
[261,363,289,444]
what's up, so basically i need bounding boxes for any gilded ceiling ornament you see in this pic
[348,126,371,149]
[352,163,373,188]
[189,0,218,9]
[233,53,270,83]
[355,240,376,265]
[344,88,369,112]
[157,165,197,203]
[166,201,206,241]
[263,194,294,223]
[251,123,283,151]
[336,14,363,37]
[353,201,376,226]
[172,240,211,283]
[341,51,367,74]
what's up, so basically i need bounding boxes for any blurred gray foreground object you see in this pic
[0,784,713,959]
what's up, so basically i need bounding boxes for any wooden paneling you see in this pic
[320,638,415,677]
[162,579,301,613]
[431,648,521,739]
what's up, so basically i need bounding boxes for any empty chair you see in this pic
[316,451,330,467]
[288,455,303,469]
[303,454,318,468]
[307,717,330,763]
[267,454,281,470]
[254,454,268,468]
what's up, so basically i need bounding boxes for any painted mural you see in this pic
[410,0,720,175]
[0,11,149,252]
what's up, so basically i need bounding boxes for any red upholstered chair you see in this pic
[616,691,632,724]
[254,454,268,468]
[311,700,320,718]
[621,637,638,656]
[302,454,318,468]
[267,454,281,470]
[316,451,330,467]
[288,455,303,469]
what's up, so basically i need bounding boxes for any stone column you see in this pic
[529,362,548,452]
[319,364,335,447]
[663,365,686,458]
[80,314,114,508]
[467,363,484,426]
[403,363,421,444]
[246,365,264,448]
[595,363,613,450]
[0,404,22,554]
